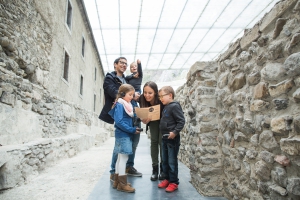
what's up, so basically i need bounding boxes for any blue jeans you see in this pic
[110,133,140,174]
[161,135,180,185]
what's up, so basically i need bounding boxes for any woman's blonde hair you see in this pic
[112,84,135,108]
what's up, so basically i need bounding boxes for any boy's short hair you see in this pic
[159,86,175,99]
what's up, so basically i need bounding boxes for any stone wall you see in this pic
[0,0,110,190]
[176,0,300,199]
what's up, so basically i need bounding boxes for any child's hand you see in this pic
[169,132,176,139]
[137,59,141,64]
[135,128,141,134]
[133,72,139,78]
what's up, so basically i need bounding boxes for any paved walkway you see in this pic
[88,133,227,200]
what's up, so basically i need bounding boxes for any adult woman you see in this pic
[139,81,165,181]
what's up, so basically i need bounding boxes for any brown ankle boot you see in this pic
[113,173,131,188]
[117,175,135,193]
[113,174,119,189]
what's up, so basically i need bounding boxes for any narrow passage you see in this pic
[88,134,227,200]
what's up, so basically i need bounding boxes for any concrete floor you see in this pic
[88,134,227,200]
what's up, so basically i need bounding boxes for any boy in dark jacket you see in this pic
[157,86,185,193]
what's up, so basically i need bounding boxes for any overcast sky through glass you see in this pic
[84,0,281,75]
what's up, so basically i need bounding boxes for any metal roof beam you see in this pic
[180,0,233,70]
[94,0,109,71]
[156,0,189,70]
[145,0,167,70]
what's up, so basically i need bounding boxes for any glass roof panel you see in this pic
[171,53,191,66]
[160,54,178,67]
[93,1,119,28]
[195,0,232,28]
[151,29,174,53]
[101,30,119,54]
[213,0,255,28]
[176,0,207,28]
[146,54,163,68]
[209,29,243,52]
[93,30,105,52]
[84,0,281,74]
[180,29,211,53]
[157,0,189,28]
[120,30,138,54]
[139,0,163,28]
[194,29,227,52]
[136,29,157,53]
[165,29,191,53]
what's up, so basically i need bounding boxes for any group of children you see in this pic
[108,60,185,193]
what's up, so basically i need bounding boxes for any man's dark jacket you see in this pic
[99,71,126,124]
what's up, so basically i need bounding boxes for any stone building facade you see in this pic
[0,0,110,190]
[176,0,300,199]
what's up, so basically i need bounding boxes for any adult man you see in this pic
[99,57,142,181]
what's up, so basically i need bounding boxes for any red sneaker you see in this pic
[158,179,169,188]
[165,183,178,192]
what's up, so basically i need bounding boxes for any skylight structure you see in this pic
[84,0,281,73]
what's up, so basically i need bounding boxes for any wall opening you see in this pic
[63,51,70,81]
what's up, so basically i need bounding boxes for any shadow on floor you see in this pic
[88,134,227,200]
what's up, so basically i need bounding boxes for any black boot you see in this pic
[150,165,158,181]
[158,163,166,180]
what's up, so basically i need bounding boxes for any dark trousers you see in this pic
[149,121,162,166]
[161,135,180,184]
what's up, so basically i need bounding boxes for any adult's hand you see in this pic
[133,92,140,101]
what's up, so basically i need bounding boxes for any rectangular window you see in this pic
[94,94,96,112]
[66,0,72,30]
[80,75,83,95]
[94,67,97,81]
[82,37,85,57]
[63,51,69,81]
